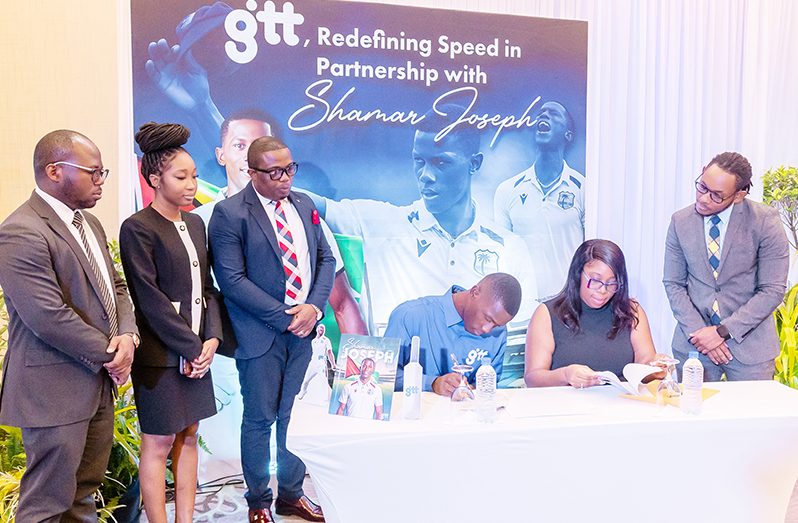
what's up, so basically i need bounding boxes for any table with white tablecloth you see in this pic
[288,381,798,523]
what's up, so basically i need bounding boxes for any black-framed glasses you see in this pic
[51,161,110,183]
[249,162,299,180]
[694,175,745,204]
[582,271,621,294]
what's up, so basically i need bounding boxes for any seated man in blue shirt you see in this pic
[386,273,522,396]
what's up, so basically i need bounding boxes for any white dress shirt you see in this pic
[255,193,311,305]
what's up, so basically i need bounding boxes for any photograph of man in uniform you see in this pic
[494,101,585,301]
[307,105,537,329]
[336,358,383,420]
[299,324,336,402]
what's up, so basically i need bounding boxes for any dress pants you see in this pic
[674,348,776,381]
[18,377,114,523]
[237,332,312,509]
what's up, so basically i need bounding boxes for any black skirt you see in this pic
[131,364,217,435]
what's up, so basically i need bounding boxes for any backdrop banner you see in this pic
[131,0,587,480]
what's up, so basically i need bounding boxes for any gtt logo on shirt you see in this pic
[465,348,489,366]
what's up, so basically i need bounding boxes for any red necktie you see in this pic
[275,200,302,303]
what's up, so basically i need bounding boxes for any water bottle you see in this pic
[680,351,704,415]
[476,356,497,423]
[402,336,423,420]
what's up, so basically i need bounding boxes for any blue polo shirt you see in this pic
[386,286,506,392]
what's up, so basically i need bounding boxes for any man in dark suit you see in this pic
[209,136,334,522]
[664,151,788,380]
[0,130,139,521]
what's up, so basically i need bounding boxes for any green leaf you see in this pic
[774,283,798,390]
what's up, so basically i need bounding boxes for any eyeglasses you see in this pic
[249,162,299,181]
[51,161,110,183]
[582,271,620,293]
[694,175,744,204]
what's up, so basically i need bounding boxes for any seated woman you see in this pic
[524,239,665,388]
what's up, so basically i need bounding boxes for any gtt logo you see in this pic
[225,1,305,64]
[465,348,488,366]
[405,386,420,397]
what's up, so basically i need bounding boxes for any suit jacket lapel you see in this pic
[28,193,108,305]
[243,184,282,261]
[289,191,317,275]
[717,201,745,278]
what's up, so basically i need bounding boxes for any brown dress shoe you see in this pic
[274,495,325,521]
[248,507,275,523]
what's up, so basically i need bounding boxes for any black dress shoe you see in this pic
[248,507,275,523]
[275,495,325,521]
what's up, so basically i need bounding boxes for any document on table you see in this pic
[595,363,661,396]
[504,387,596,418]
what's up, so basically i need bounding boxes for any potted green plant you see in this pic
[0,425,24,521]
[99,240,143,522]
[774,284,798,390]
[762,165,798,251]
[763,166,798,390]
[98,383,142,522]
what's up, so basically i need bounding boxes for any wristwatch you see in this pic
[125,332,141,348]
[716,324,732,341]
[309,304,323,321]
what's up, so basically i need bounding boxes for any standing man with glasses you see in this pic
[0,130,139,521]
[663,152,788,381]
[209,136,334,522]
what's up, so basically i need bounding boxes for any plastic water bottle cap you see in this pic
[410,336,420,363]
[481,356,491,365]
[688,351,699,360]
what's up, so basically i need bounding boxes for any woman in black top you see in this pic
[120,122,221,523]
[524,239,664,388]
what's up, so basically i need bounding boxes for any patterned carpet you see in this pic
[140,475,317,522]
[141,472,798,521]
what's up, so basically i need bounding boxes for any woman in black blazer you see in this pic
[120,122,221,523]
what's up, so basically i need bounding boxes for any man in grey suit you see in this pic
[209,136,334,522]
[0,130,139,521]
[664,151,788,381]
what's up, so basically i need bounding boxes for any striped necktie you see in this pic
[708,214,721,325]
[275,200,302,303]
[72,211,118,336]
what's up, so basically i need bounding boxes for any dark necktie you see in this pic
[72,211,118,336]
[708,215,721,325]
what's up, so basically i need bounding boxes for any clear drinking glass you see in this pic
[655,357,681,405]
[450,363,475,418]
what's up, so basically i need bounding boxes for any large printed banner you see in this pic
[131,0,587,380]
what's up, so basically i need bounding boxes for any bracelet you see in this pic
[125,332,141,348]
[309,304,322,321]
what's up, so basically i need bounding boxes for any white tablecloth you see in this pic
[288,381,798,523]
